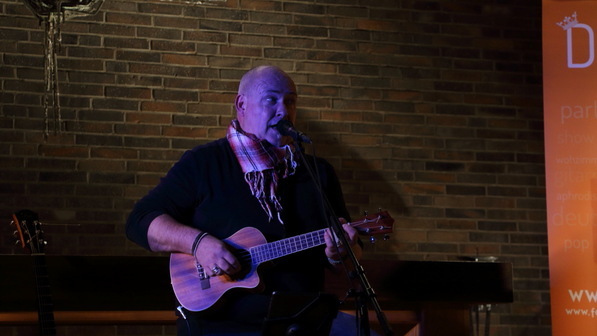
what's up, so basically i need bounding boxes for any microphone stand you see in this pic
[291,138,394,336]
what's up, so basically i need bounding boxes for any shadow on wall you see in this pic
[302,123,409,258]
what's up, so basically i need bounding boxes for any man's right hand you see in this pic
[193,234,241,277]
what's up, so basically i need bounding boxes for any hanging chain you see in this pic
[43,10,64,138]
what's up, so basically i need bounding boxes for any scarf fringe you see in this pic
[243,165,286,224]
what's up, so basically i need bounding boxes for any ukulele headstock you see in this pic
[351,210,394,243]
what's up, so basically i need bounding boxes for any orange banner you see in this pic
[543,1,597,334]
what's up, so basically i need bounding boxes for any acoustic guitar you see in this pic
[12,209,56,336]
[170,210,394,312]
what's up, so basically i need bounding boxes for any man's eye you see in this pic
[265,97,277,104]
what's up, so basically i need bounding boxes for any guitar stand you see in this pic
[262,292,339,336]
[293,141,394,336]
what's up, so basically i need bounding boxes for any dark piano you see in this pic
[325,259,514,336]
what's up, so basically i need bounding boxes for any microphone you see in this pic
[274,120,312,144]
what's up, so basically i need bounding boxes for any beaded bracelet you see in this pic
[191,232,209,256]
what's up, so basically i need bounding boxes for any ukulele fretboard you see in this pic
[249,229,327,264]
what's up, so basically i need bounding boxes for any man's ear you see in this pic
[235,94,245,115]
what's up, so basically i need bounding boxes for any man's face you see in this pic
[235,68,297,147]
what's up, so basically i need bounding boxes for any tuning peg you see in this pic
[15,240,21,246]
[369,236,376,244]
[383,234,390,240]
[363,210,368,216]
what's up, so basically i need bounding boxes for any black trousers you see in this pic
[175,292,344,336]
[176,314,262,336]
[175,293,268,336]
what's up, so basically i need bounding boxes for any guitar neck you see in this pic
[247,211,394,265]
[249,228,327,264]
[32,254,56,336]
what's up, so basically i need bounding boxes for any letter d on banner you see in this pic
[566,23,594,68]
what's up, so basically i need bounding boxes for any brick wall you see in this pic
[0,0,547,335]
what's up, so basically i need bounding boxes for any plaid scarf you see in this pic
[227,119,297,223]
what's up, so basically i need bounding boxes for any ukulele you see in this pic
[12,209,56,336]
[170,210,394,312]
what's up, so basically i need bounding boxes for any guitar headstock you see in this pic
[351,210,394,243]
[11,209,47,254]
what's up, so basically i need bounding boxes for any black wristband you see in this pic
[191,232,209,256]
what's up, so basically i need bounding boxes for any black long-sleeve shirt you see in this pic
[125,138,349,323]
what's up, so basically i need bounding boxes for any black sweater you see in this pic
[126,138,349,320]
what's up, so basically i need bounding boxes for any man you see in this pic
[126,65,363,335]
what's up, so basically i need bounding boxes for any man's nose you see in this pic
[276,103,288,118]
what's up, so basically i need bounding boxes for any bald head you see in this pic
[238,66,294,96]
[234,66,297,147]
